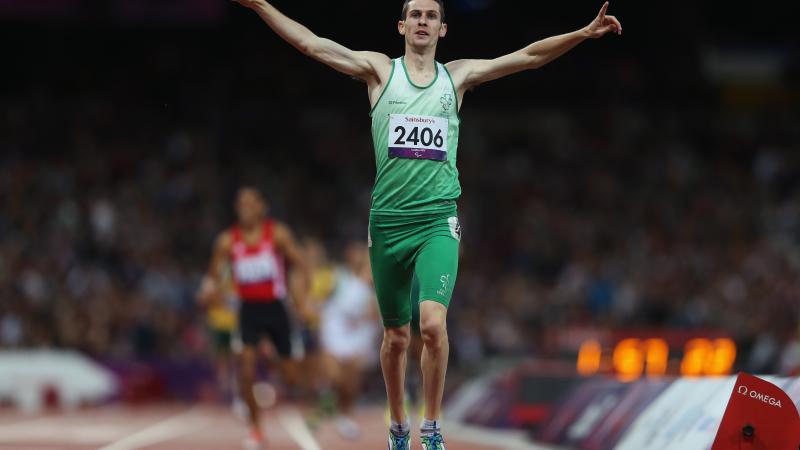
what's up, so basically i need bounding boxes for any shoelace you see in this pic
[392,433,409,449]
[423,432,444,448]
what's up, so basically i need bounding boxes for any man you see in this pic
[196,265,238,405]
[200,187,311,449]
[294,237,337,416]
[318,241,380,440]
[231,1,621,448]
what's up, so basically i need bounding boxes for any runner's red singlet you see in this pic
[230,221,287,302]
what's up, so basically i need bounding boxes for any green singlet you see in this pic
[370,57,461,215]
[368,57,462,327]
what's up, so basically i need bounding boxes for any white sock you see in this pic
[421,418,440,436]
[391,418,410,436]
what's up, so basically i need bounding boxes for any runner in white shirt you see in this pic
[320,241,380,439]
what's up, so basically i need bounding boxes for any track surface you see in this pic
[0,404,531,450]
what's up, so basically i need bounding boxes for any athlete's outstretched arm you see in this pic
[447,2,621,91]
[232,0,390,82]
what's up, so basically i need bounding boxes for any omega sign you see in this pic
[737,385,783,408]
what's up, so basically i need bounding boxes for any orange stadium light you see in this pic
[681,338,714,377]
[706,338,737,376]
[642,338,669,377]
[577,339,602,376]
[575,333,737,379]
[613,338,645,382]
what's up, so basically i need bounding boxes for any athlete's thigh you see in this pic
[369,224,414,328]
[414,231,459,308]
[262,302,293,358]
[238,303,261,347]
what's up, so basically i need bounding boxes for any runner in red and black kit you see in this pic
[201,187,312,450]
[231,219,293,354]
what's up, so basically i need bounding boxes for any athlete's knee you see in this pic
[419,302,448,347]
[239,347,258,378]
[383,326,411,354]
[420,319,447,348]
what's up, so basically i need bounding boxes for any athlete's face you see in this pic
[235,189,266,226]
[399,0,447,50]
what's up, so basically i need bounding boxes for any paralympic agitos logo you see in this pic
[737,384,783,408]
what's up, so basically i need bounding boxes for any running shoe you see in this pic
[420,432,447,450]
[387,430,411,450]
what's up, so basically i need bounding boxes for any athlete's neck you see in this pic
[403,47,436,74]
[240,220,263,233]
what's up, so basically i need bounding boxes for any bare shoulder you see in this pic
[445,59,472,75]
[362,52,393,82]
[271,221,293,242]
[272,221,304,258]
[444,59,474,87]
[362,51,392,67]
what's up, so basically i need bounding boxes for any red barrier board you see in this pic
[711,373,800,450]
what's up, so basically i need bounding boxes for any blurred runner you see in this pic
[196,265,240,408]
[318,241,380,440]
[295,237,338,414]
[201,186,312,450]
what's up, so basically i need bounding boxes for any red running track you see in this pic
[0,404,535,450]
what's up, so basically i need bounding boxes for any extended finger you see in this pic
[599,1,609,19]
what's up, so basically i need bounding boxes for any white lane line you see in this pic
[277,407,322,450]
[97,408,209,450]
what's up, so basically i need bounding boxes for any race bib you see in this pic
[234,253,277,284]
[388,114,448,161]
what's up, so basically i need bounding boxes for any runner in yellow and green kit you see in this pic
[232,1,622,448]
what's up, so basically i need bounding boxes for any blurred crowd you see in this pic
[1,31,799,378]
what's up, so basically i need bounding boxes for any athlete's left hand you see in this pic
[585,1,622,38]
[196,276,222,307]
[296,302,318,324]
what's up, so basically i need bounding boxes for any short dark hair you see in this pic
[401,0,445,21]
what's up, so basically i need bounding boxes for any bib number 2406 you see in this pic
[388,114,448,161]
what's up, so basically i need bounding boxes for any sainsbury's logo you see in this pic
[405,116,435,125]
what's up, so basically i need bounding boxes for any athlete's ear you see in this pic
[439,22,447,38]
[398,20,406,36]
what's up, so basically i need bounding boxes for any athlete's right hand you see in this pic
[196,276,222,307]
[584,1,622,38]
[231,0,267,10]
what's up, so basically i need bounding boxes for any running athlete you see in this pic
[231,1,621,448]
[319,240,380,440]
[196,266,238,403]
[202,187,311,449]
